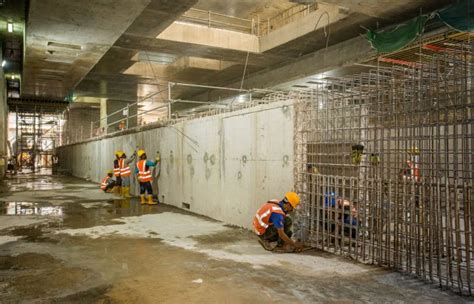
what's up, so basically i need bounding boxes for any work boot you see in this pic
[147,195,157,205]
[258,238,277,251]
[122,186,131,198]
[115,186,122,196]
[140,195,146,205]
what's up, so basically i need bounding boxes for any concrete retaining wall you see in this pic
[57,100,295,229]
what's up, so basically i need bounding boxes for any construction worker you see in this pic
[100,170,116,193]
[135,149,159,205]
[253,192,303,252]
[118,151,136,198]
[113,151,124,195]
[400,146,421,182]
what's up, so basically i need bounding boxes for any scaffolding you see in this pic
[293,39,473,294]
[10,102,64,172]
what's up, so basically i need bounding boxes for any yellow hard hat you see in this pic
[137,149,146,157]
[115,150,124,157]
[107,170,113,175]
[407,146,420,155]
[284,192,300,208]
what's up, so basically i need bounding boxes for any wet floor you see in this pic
[0,173,472,303]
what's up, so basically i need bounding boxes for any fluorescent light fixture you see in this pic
[136,51,177,65]
[7,21,13,33]
[1,60,5,67]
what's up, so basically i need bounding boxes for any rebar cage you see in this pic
[294,40,473,295]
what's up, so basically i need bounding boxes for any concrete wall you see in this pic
[57,100,295,229]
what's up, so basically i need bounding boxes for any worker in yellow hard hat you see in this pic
[117,151,136,198]
[100,170,116,193]
[253,192,303,252]
[113,151,124,195]
[135,149,160,205]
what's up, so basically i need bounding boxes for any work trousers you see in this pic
[139,181,153,195]
[259,216,293,245]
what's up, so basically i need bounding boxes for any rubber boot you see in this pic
[140,195,146,205]
[122,186,131,198]
[147,195,157,205]
[115,186,122,196]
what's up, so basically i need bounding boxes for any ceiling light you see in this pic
[7,21,13,33]
[11,74,15,80]
[1,60,5,67]
[136,51,177,65]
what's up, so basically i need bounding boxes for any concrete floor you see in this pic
[0,174,471,303]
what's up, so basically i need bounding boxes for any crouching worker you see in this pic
[100,170,116,193]
[135,149,158,205]
[253,192,303,252]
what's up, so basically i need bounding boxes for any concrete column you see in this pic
[105,99,137,133]
[0,66,7,179]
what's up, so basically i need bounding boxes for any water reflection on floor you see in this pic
[2,202,63,216]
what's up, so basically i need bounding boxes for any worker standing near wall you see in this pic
[113,151,124,195]
[253,192,303,252]
[118,151,136,198]
[135,149,158,205]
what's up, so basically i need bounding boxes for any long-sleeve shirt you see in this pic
[125,154,136,165]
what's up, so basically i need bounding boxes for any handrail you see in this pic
[62,83,284,145]
[186,8,252,23]
[176,4,319,36]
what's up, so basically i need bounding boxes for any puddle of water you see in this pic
[1,202,63,217]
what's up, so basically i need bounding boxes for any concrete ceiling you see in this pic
[21,0,453,112]
[22,0,154,99]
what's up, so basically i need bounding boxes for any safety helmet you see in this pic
[107,170,113,175]
[284,192,300,208]
[137,149,146,157]
[115,150,124,157]
[407,146,420,155]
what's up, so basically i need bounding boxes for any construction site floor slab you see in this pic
[0,174,471,303]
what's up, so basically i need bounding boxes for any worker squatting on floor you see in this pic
[253,192,304,253]
[100,170,117,193]
[136,149,160,205]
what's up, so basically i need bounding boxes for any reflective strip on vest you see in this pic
[119,159,131,177]
[100,177,109,190]
[113,166,120,177]
[137,160,152,182]
[253,202,285,235]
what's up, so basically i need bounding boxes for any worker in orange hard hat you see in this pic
[253,192,303,252]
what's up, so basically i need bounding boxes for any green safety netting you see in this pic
[438,0,474,32]
[366,15,429,54]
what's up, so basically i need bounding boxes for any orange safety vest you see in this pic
[253,200,285,235]
[113,159,121,177]
[101,176,110,190]
[119,158,131,177]
[136,159,152,182]
[403,160,421,182]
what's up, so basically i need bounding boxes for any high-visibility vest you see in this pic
[101,176,110,190]
[113,160,121,177]
[253,200,285,235]
[136,159,152,182]
[404,160,421,182]
[119,159,131,177]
